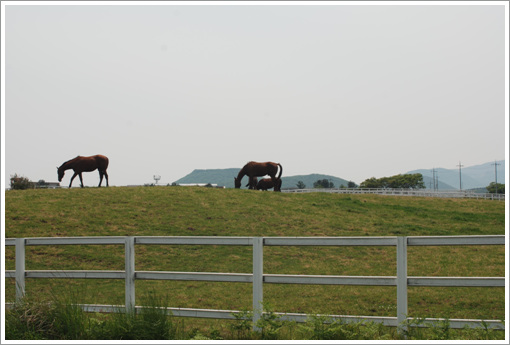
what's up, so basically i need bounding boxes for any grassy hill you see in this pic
[174,169,351,189]
[4,187,505,337]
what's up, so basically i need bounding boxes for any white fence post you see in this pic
[396,236,408,335]
[125,236,136,312]
[252,237,264,331]
[15,238,26,302]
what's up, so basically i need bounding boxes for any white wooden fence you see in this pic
[5,235,505,331]
[282,188,506,200]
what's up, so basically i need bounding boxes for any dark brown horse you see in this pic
[57,155,109,188]
[234,161,282,191]
[256,177,282,191]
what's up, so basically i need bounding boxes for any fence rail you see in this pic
[5,235,505,332]
[282,188,505,200]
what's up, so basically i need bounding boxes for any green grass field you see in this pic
[4,186,506,336]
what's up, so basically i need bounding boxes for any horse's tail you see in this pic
[277,163,283,179]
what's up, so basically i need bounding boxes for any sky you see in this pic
[2,1,508,187]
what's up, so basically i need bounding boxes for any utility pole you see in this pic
[431,168,438,192]
[431,169,435,191]
[491,161,500,194]
[457,161,463,191]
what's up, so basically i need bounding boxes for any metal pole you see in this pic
[252,237,264,331]
[457,161,463,191]
[492,161,499,194]
[15,238,26,302]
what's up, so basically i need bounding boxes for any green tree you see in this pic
[347,181,358,188]
[313,179,334,189]
[296,181,306,189]
[360,174,425,189]
[486,182,505,194]
[359,177,380,188]
[10,174,34,190]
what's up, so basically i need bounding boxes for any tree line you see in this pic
[298,173,504,193]
[359,173,426,189]
[296,174,425,190]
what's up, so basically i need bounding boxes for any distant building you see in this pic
[35,180,60,189]
[176,183,225,188]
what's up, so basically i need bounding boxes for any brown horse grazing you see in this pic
[256,178,282,191]
[234,161,282,191]
[57,155,109,188]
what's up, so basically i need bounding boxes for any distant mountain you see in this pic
[419,175,456,190]
[407,160,505,190]
[173,169,351,189]
[173,168,240,188]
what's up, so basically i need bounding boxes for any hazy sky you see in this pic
[2,1,508,187]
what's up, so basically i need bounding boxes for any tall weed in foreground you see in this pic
[94,290,177,340]
[254,302,286,340]
[298,315,393,340]
[6,298,56,340]
[460,320,505,340]
[5,292,88,340]
[6,288,179,340]
[298,314,344,340]
[228,309,253,339]
[400,317,504,340]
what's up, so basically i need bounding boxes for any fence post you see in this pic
[396,236,408,336]
[252,237,264,331]
[125,236,136,312]
[15,238,26,302]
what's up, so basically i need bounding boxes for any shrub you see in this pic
[95,291,176,340]
[228,309,253,339]
[10,174,34,190]
[5,293,88,340]
[486,182,505,194]
[254,302,285,340]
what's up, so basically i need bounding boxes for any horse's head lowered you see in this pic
[57,166,65,182]
[234,177,241,189]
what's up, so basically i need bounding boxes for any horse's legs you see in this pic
[249,176,257,190]
[269,175,280,192]
[69,172,79,188]
[78,173,84,188]
[97,170,109,187]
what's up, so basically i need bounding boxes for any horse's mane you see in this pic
[60,156,80,167]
